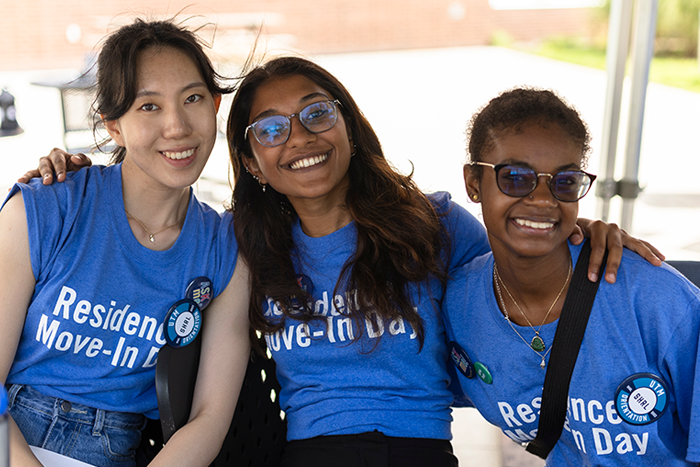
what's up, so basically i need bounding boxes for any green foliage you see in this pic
[490,30,515,47]
[514,38,700,93]
[649,55,700,89]
[509,1,700,92]
[656,0,699,56]
[599,0,699,56]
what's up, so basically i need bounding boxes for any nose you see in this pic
[285,114,316,147]
[162,105,192,139]
[528,174,557,203]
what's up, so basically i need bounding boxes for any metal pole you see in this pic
[596,0,634,222]
[619,0,658,232]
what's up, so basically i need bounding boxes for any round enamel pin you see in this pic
[448,341,475,379]
[164,299,202,348]
[474,362,493,385]
[291,274,314,311]
[614,373,668,425]
[185,276,212,310]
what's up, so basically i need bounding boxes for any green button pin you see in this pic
[474,362,493,384]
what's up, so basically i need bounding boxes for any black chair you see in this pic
[150,335,287,466]
[666,260,700,288]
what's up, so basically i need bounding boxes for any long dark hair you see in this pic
[94,18,235,163]
[227,56,449,349]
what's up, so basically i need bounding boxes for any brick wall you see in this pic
[0,0,594,71]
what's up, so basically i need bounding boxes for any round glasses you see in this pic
[245,99,341,148]
[474,162,597,202]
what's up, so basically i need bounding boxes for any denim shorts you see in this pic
[6,384,147,467]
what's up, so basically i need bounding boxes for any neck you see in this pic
[289,181,352,238]
[121,168,190,250]
[492,244,572,326]
[295,202,353,237]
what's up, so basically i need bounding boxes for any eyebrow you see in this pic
[251,92,331,122]
[499,159,582,172]
[135,81,208,98]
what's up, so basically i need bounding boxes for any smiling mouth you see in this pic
[288,152,329,170]
[162,149,195,160]
[515,218,555,230]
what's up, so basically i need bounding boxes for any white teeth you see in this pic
[163,149,195,160]
[515,218,554,229]
[289,153,328,170]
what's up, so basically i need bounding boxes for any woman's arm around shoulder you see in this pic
[573,218,664,284]
[16,148,92,185]
[148,255,251,467]
[0,194,45,467]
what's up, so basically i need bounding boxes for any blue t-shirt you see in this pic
[443,242,700,466]
[264,192,490,441]
[2,165,238,418]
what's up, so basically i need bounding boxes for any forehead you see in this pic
[135,46,204,87]
[486,122,583,168]
[249,75,332,119]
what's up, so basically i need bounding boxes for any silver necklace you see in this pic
[492,262,570,369]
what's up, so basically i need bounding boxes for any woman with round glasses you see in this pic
[444,87,700,466]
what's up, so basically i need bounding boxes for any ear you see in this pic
[464,164,481,203]
[245,156,268,185]
[102,116,125,148]
[213,94,222,113]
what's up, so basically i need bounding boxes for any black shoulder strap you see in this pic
[525,240,607,459]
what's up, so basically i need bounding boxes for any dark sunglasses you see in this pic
[245,99,341,148]
[473,162,597,202]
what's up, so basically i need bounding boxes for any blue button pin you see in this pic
[164,299,202,348]
[615,372,668,425]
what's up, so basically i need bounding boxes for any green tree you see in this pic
[655,0,699,56]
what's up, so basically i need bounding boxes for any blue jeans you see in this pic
[6,384,147,467]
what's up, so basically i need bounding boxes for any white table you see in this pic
[30,446,95,467]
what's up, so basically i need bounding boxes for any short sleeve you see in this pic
[429,191,490,272]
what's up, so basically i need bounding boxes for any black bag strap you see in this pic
[525,240,607,459]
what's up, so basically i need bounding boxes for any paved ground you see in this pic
[2,46,699,466]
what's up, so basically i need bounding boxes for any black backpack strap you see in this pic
[525,240,607,459]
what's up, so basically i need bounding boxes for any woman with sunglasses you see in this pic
[25,57,663,466]
[444,87,700,465]
[0,19,251,467]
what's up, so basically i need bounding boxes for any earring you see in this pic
[350,143,357,157]
[471,194,479,202]
[529,195,534,200]
[250,172,267,192]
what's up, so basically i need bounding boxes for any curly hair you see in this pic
[227,56,449,350]
[466,87,592,176]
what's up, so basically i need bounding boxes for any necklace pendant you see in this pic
[531,335,545,352]
[540,358,546,369]
[149,235,155,243]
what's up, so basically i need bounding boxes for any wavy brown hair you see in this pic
[227,56,449,350]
